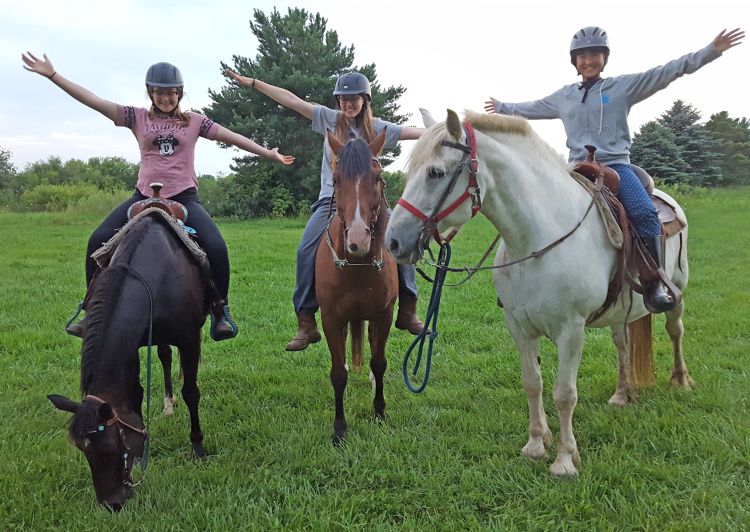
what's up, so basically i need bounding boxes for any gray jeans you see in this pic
[293,196,418,312]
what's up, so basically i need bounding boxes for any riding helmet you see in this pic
[569,26,610,65]
[333,72,371,101]
[145,62,184,88]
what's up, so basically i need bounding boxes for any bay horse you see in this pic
[48,210,208,509]
[316,130,398,445]
[386,109,691,476]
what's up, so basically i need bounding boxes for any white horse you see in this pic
[385,109,692,476]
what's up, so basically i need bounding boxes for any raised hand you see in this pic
[225,70,255,88]
[270,147,295,166]
[22,51,56,78]
[713,28,745,53]
[484,98,498,114]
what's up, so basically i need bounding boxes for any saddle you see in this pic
[571,147,685,322]
[127,182,188,222]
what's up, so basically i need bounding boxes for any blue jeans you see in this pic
[293,196,418,312]
[610,163,661,238]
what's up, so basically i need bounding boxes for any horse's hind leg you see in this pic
[665,299,693,389]
[157,345,177,415]
[506,316,551,460]
[608,325,635,406]
[368,315,391,421]
[179,334,206,458]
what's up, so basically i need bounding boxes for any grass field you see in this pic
[0,187,748,530]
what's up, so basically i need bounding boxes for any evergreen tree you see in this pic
[657,100,723,186]
[631,122,691,184]
[204,8,408,217]
[0,147,17,191]
[705,111,750,186]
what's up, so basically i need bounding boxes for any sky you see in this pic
[2,0,748,176]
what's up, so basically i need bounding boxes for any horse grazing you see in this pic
[48,211,208,509]
[386,109,691,476]
[316,130,398,445]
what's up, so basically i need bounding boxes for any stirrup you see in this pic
[210,305,238,341]
[65,302,85,338]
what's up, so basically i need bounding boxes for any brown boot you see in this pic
[286,310,322,351]
[395,296,428,335]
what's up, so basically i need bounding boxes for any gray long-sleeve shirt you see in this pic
[493,44,722,165]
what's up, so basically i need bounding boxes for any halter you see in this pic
[397,121,481,247]
[83,394,149,487]
[325,157,387,270]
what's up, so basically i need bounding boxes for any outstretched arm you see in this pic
[213,126,295,165]
[484,97,499,114]
[399,127,424,140]
[225,70,315,121]
[22,52,119,122]
[713,28,744,53]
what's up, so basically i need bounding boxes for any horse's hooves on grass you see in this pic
[669,373,694,390]
[607,392,634,406]
[374,410,386,423]
[332,433,346,447]
[191,443,208,460]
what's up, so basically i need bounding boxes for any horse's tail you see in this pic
[350,320,365,370]
[629,314,656,386]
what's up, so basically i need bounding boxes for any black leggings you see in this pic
[85,188,230,299]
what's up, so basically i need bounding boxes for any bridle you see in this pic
[83,394,149,487]
[397,121,481,249]
[325,156,387,270]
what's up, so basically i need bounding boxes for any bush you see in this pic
[19,183,100,212]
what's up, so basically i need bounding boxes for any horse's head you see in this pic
[327,129,387,258]
[386,109,478,263]
[48,394,147,511]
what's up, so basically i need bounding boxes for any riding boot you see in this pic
[641,235,675,313]
[395,295,429,335]
[209,300,238,341]
[286,310,322,351]
[65,301,87,338]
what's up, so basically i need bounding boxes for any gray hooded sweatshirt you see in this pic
[493,44,722,165]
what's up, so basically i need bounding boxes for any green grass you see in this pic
[1,188,749,530]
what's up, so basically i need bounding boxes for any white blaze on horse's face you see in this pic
[343,172,374,257]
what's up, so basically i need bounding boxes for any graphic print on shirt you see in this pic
[153,133,180,156]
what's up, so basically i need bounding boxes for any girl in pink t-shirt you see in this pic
[22,53,295,341]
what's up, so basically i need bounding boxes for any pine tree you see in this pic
[204,8,407,217]
[704,111,750,186]
[630,122,691,184]
[657,100,723,186]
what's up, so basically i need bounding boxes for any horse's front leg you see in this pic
[608,324,635,406]
[178,333,206,459]
[506,315,551,460]
[157,344,177,415]
[665,299,693,389]
[322,311,348,446]
[368,310,392,421]
[550,325,585,476]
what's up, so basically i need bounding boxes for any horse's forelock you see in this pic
[405,123,452,179]
[336,138,374,182]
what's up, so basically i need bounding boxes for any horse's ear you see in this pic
[446,109,462,140]
[327,130,345,156]
[369,128,387,156]
[420,108,437,128]
[48,394,79,414]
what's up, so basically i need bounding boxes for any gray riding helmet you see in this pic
[145,62,184,88]
[333,72,371,101]
[570,26,610,65]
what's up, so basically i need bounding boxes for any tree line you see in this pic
[2,8,749,216]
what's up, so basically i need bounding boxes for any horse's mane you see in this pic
[80,219,152,394]
[407,110,566,177]
[336,138,374,182]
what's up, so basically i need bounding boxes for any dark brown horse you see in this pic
[48,212,208,510]
[316,130,398,445]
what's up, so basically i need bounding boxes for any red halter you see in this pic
[397,121,481,245]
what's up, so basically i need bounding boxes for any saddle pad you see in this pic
[91,207,208,269]
[569,171,624,250]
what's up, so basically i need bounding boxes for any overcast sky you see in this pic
[2,0,748,176]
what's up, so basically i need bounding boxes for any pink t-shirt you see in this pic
[114,106,220,198]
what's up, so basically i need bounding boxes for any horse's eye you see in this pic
[427,167,445,179]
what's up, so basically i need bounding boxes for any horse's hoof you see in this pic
[521,440,547,460]
[607,391,634,406]
[549,458,579,477]
[191,443,208,460]
[162,397,176,416]
[332,433,346,447]
[374,410,386,423]
[669,373,694,390]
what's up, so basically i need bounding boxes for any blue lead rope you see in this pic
[402,243,451,393]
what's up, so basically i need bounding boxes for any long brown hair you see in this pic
[334,97,375,144]
[146,88,191,125]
